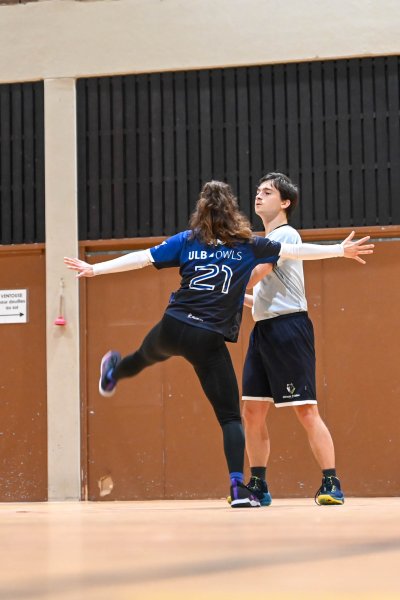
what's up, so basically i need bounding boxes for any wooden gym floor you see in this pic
[0,498,399,600]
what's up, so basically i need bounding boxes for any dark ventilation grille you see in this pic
[0,81,45,244]
[77,56,400,240]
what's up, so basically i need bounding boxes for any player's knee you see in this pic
[242,401,266,427]
[295,404,321,429]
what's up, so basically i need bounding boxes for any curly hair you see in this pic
[189,181,252,247]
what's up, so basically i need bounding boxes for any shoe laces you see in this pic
[314,476,340,505]
[248,476,268,493]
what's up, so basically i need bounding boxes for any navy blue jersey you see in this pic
[149,231,281,342]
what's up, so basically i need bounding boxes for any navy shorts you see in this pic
[242,312,317,407]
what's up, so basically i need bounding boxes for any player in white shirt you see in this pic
[241,173,369,506]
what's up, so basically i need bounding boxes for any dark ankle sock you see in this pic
[251,467,267,480]
[322,468,337,478]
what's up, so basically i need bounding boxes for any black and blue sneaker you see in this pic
[99,351,121,397]
[315,475,345,505]
[246,476,272,507]
[230,479,260,508]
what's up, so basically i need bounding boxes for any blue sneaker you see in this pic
[247,476,272,507]
[230,479,260,508]
[315,476,345,505]
[99,351,121,397]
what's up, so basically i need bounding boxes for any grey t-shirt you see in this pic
[252,224,308,321]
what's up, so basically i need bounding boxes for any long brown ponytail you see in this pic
[189,181,252,247]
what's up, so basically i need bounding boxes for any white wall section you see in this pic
[0,0,399,83]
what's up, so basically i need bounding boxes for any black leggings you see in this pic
[113,313,244,474]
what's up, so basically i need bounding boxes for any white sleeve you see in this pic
[92,248,153,276]
[280,242,344,260]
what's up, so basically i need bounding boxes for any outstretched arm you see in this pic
[279,231,374,264]
[64,249,153,278]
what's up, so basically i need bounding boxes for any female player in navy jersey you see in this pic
[64,180,373,508]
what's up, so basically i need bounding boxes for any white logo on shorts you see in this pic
[283,383,300,399]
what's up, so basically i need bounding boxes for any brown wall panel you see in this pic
[163,356,227,499]
[0,249,47,501]
[317,243,399,497]
[85,258,167,500]
[84,240,400,499]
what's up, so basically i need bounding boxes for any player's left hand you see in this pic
[340,231,374,264]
